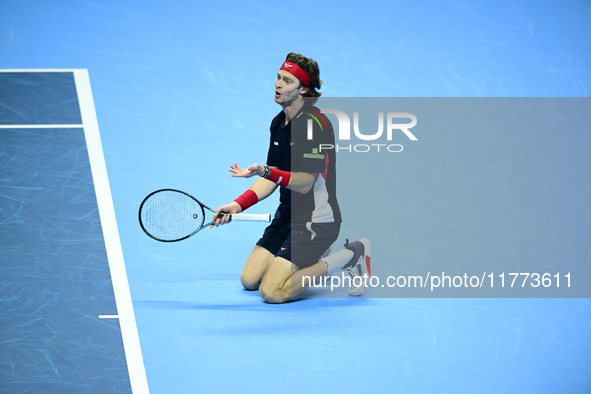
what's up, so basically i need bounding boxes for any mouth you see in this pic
[275,91,281,98]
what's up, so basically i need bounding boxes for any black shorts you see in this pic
[256,207,340,269]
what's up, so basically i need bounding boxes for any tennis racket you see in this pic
[139,189,270,242]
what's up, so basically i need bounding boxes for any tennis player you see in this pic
[213,53,371,303]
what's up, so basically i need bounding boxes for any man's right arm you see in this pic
[212,176,278,227]
[249,175,280,201]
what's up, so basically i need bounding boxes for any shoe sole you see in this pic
[348,238,371,296]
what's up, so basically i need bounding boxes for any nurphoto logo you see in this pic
[310,110,418,153]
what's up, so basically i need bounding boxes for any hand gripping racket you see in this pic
[138,189,270,242]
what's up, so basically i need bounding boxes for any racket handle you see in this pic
[230,213,271,223]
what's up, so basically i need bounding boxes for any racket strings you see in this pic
[140,190,205,241]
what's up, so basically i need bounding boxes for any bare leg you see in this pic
[240,245,275,290]
[259,257,328,304]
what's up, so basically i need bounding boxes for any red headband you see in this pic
[280,61,311,88]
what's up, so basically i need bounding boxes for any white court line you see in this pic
[73,69,150,394]
[0,125,83,128]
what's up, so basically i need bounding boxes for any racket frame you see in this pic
[139,189,209,242]
[138,188,270,242]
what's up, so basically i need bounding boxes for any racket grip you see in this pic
[230,213,271,223]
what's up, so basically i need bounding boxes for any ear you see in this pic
[299,86,309,96]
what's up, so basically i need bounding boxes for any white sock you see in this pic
[321,249,354,275]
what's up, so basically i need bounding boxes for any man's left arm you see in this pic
[228,163,315,194]
[279,170,315,194]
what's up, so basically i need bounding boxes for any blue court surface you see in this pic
[1,1,590,393]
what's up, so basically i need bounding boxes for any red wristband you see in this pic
[267,168,291,188]
[234,189,258,211]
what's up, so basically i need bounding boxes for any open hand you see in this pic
[229,163,262,178]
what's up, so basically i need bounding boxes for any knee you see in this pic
[259,284,290,304]
[240,272,260,291]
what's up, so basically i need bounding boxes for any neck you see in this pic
[282,97,305,125]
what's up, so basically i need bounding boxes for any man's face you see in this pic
[275,70,306,106]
